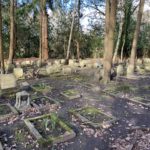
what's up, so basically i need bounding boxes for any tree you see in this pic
[0,0,5,73]
[75,0,81,62]
[39,0,49,62]
[103,0,118,84]
[65,0,77,64]
[127,0,145,75]
[8,0,16,67]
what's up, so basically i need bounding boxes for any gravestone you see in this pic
[79,60,86,68]
[60,59,65,64]
[20,81,30,90]
[0,74,17,90]
[69,59,75,66]
[62,66,72,75]
[117,64,124,76]
[46,65,61,74]
[15,91,31,111]
[54,60,61,65]
[13,68,24,79]
[145,65,150,71]
[127,65,134,76]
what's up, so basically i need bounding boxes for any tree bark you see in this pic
[39,0,49,63]
[0,0,4,73]
[8,0,15,66]
[128,0,145,75]
[76,0,80,62]
[103,0,118,84]
[42,1,48,60]
[75,40,80,62]
[39,0,42,64]
[113,15,124,64]
[121,37,125,62]
[65,0,77,64]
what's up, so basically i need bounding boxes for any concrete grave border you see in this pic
[31,96,60,111]
[70,107,117,128]
[0,103,18,121]
[24,114,76,145]
[61,89,81,100]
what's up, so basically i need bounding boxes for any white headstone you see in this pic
[13,68,24,79]
[0,74,17,90]
[117,64,124,76]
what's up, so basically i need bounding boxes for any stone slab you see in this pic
[0,74,17,90]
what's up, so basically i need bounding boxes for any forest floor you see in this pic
[0,70,150,150]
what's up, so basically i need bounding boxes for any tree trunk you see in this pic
[128,0,145,75]
[121,37,125,62]
[39,0,48,63]
[76,0,80,62]
[39,0,42,64]
[65,0,77,64]
[0,0,4,73]
[103,0,118,84]
[113,15,124,64]
[8,0,15,66]
[75,40,80,62]
[42,3,48,60]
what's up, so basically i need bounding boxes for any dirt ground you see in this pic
[0,72,150,150]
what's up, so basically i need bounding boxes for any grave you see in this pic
[13,68,24,79]
[24,113,76,146]
[32,83,52,95]
[61,89,81,100]
[0,74,17,90]
[0,103,18,121]
[31,96,59,112]
[70,107,116,128]
[15,91,31,111]
[116,64,124,76]
[20,81,30,90]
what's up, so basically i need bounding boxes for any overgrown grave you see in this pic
[31,82,53,95]
[0,103,18,121]
[24,113,76,146]
[31,96,60,112]
[103,81,150,108]
[61,89,81,100]
[69,106,116,128]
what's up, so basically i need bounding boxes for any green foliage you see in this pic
[138,23,150,57]
[0,0,149,59]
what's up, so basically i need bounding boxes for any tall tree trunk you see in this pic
[127,0,145,75]
[65,0,77,64]
[42,1,48,60]
[76,41,80,62]
[0,0,4,74]
[75,40,80,62]
[103,0,118,84]
[8,0,15,66]
[39,0,48,63]
[76,0,80,62]
[39,0,42,64]
[113,15,124,64]
[121,37,125,62]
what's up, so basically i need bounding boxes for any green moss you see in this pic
[80,107,100,115]
[31,113,74,146]
[32,83,52,93]
[63,89,79,96]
